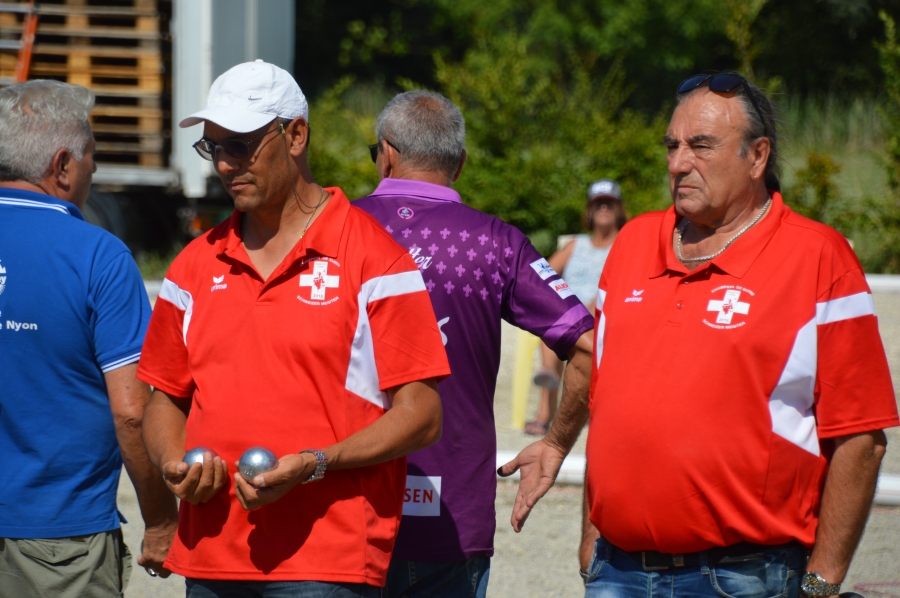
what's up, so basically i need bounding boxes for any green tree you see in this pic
[435,27,667,254]
[786,152,842,222]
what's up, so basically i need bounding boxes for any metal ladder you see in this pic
[0,0,38,86]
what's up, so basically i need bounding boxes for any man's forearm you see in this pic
[117,419,178,527]
[544,334,592,455]
[142,389,190,472]
[806,430,887,584]
[106,367,178,528]
[324,378,442,471]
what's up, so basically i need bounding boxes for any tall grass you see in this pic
[777,94,900,273]
[779,94,886,152]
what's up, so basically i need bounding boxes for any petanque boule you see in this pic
[183,447,218,466]
[239,447,278,483]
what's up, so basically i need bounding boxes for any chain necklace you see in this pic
[676,197,771,264]
[279,122,328,238]
[299,186,328,239]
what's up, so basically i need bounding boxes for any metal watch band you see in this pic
[801,571,841,596]
[299,449,327,483]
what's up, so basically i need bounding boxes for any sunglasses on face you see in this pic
[368,139,402,163]
[193,124,283,161]
[677,73,769,138]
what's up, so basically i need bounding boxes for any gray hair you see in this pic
[676,75,781,192]
[0,80,95,183]
[375,90,465,178]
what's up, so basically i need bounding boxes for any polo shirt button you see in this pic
[676,302,683,309]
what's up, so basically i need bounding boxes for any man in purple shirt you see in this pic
[355,90,594,598]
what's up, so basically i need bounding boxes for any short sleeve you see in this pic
[815,268,899,438]
[136,270,196,398]
[503,237,593,360]
[366,253,451,391]
[89,250,151,372]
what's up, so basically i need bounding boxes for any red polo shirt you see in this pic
[586,192,898,554]
[137,188,450,584]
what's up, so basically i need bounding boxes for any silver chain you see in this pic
[676,197,771,264]
[299,186,328,239]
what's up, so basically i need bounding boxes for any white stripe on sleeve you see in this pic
[100,352,142,373]
[595,289,607,369]
[815,291,875,325]
[158,278,194,345]
[362,270,427,304]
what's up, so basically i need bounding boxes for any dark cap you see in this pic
[587,179,622,202]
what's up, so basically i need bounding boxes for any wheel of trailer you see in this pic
[82,190,128,241]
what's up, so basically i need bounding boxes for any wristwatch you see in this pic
[299,449,327,483]
[801,571,841,596]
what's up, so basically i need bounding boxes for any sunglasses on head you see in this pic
[193,121,286,161]
[368,139,402,163]
[677,73,769,138]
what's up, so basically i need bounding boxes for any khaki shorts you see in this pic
[0,529,132,598]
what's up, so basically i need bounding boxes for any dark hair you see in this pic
[583,199,626,231]
[676,73,781,192]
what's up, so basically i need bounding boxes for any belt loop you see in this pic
[672,554,684,567]
[699,550,710,572]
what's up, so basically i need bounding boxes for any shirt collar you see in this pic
[651,191,785,279]
[368,177,461,203]
[0,187,84,220]
[218,186,351,263]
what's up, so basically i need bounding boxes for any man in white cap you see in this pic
[138,60,450,597]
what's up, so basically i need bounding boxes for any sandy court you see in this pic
[118,290,900,597]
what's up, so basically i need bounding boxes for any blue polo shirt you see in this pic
[0,187,151,539]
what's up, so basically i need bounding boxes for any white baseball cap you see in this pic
[179,60,309,133]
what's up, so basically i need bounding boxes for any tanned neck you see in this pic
[389,168,451,187]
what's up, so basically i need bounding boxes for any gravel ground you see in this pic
[119,291,900,597]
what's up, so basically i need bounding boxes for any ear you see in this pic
[450,150,466,183]
[285,118,309,157]
[49,147,73,191]
[379,139,399,179]
[749,137,771,182]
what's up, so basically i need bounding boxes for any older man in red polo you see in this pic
[502,73,898,597]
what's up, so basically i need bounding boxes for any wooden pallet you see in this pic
[0,0,169,167]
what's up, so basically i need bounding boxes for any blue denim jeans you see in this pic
[381,557,490,598]
[185,578,381,598]
[583,537,807,598]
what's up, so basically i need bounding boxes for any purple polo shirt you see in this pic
[355,178,593,561]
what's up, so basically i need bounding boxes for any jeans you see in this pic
[583,537,807,598]
[381,557,490,598]
[185,578,381,598]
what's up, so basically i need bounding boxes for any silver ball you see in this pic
[183,447,218,466]
[238,447,278,482]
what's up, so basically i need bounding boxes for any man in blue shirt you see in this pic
[0,80,177,597]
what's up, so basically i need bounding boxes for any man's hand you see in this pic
[136,521,177,578]
[499,330,593,532]
[233,453,315,511]
[161,451,228,505]
[498,439,567,532]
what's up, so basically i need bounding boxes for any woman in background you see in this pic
[525,179,626,435]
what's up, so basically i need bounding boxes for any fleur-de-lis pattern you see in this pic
[364,205,530,304]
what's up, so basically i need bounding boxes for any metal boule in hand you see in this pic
[183,447,218,466]
[239,447,278,482]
